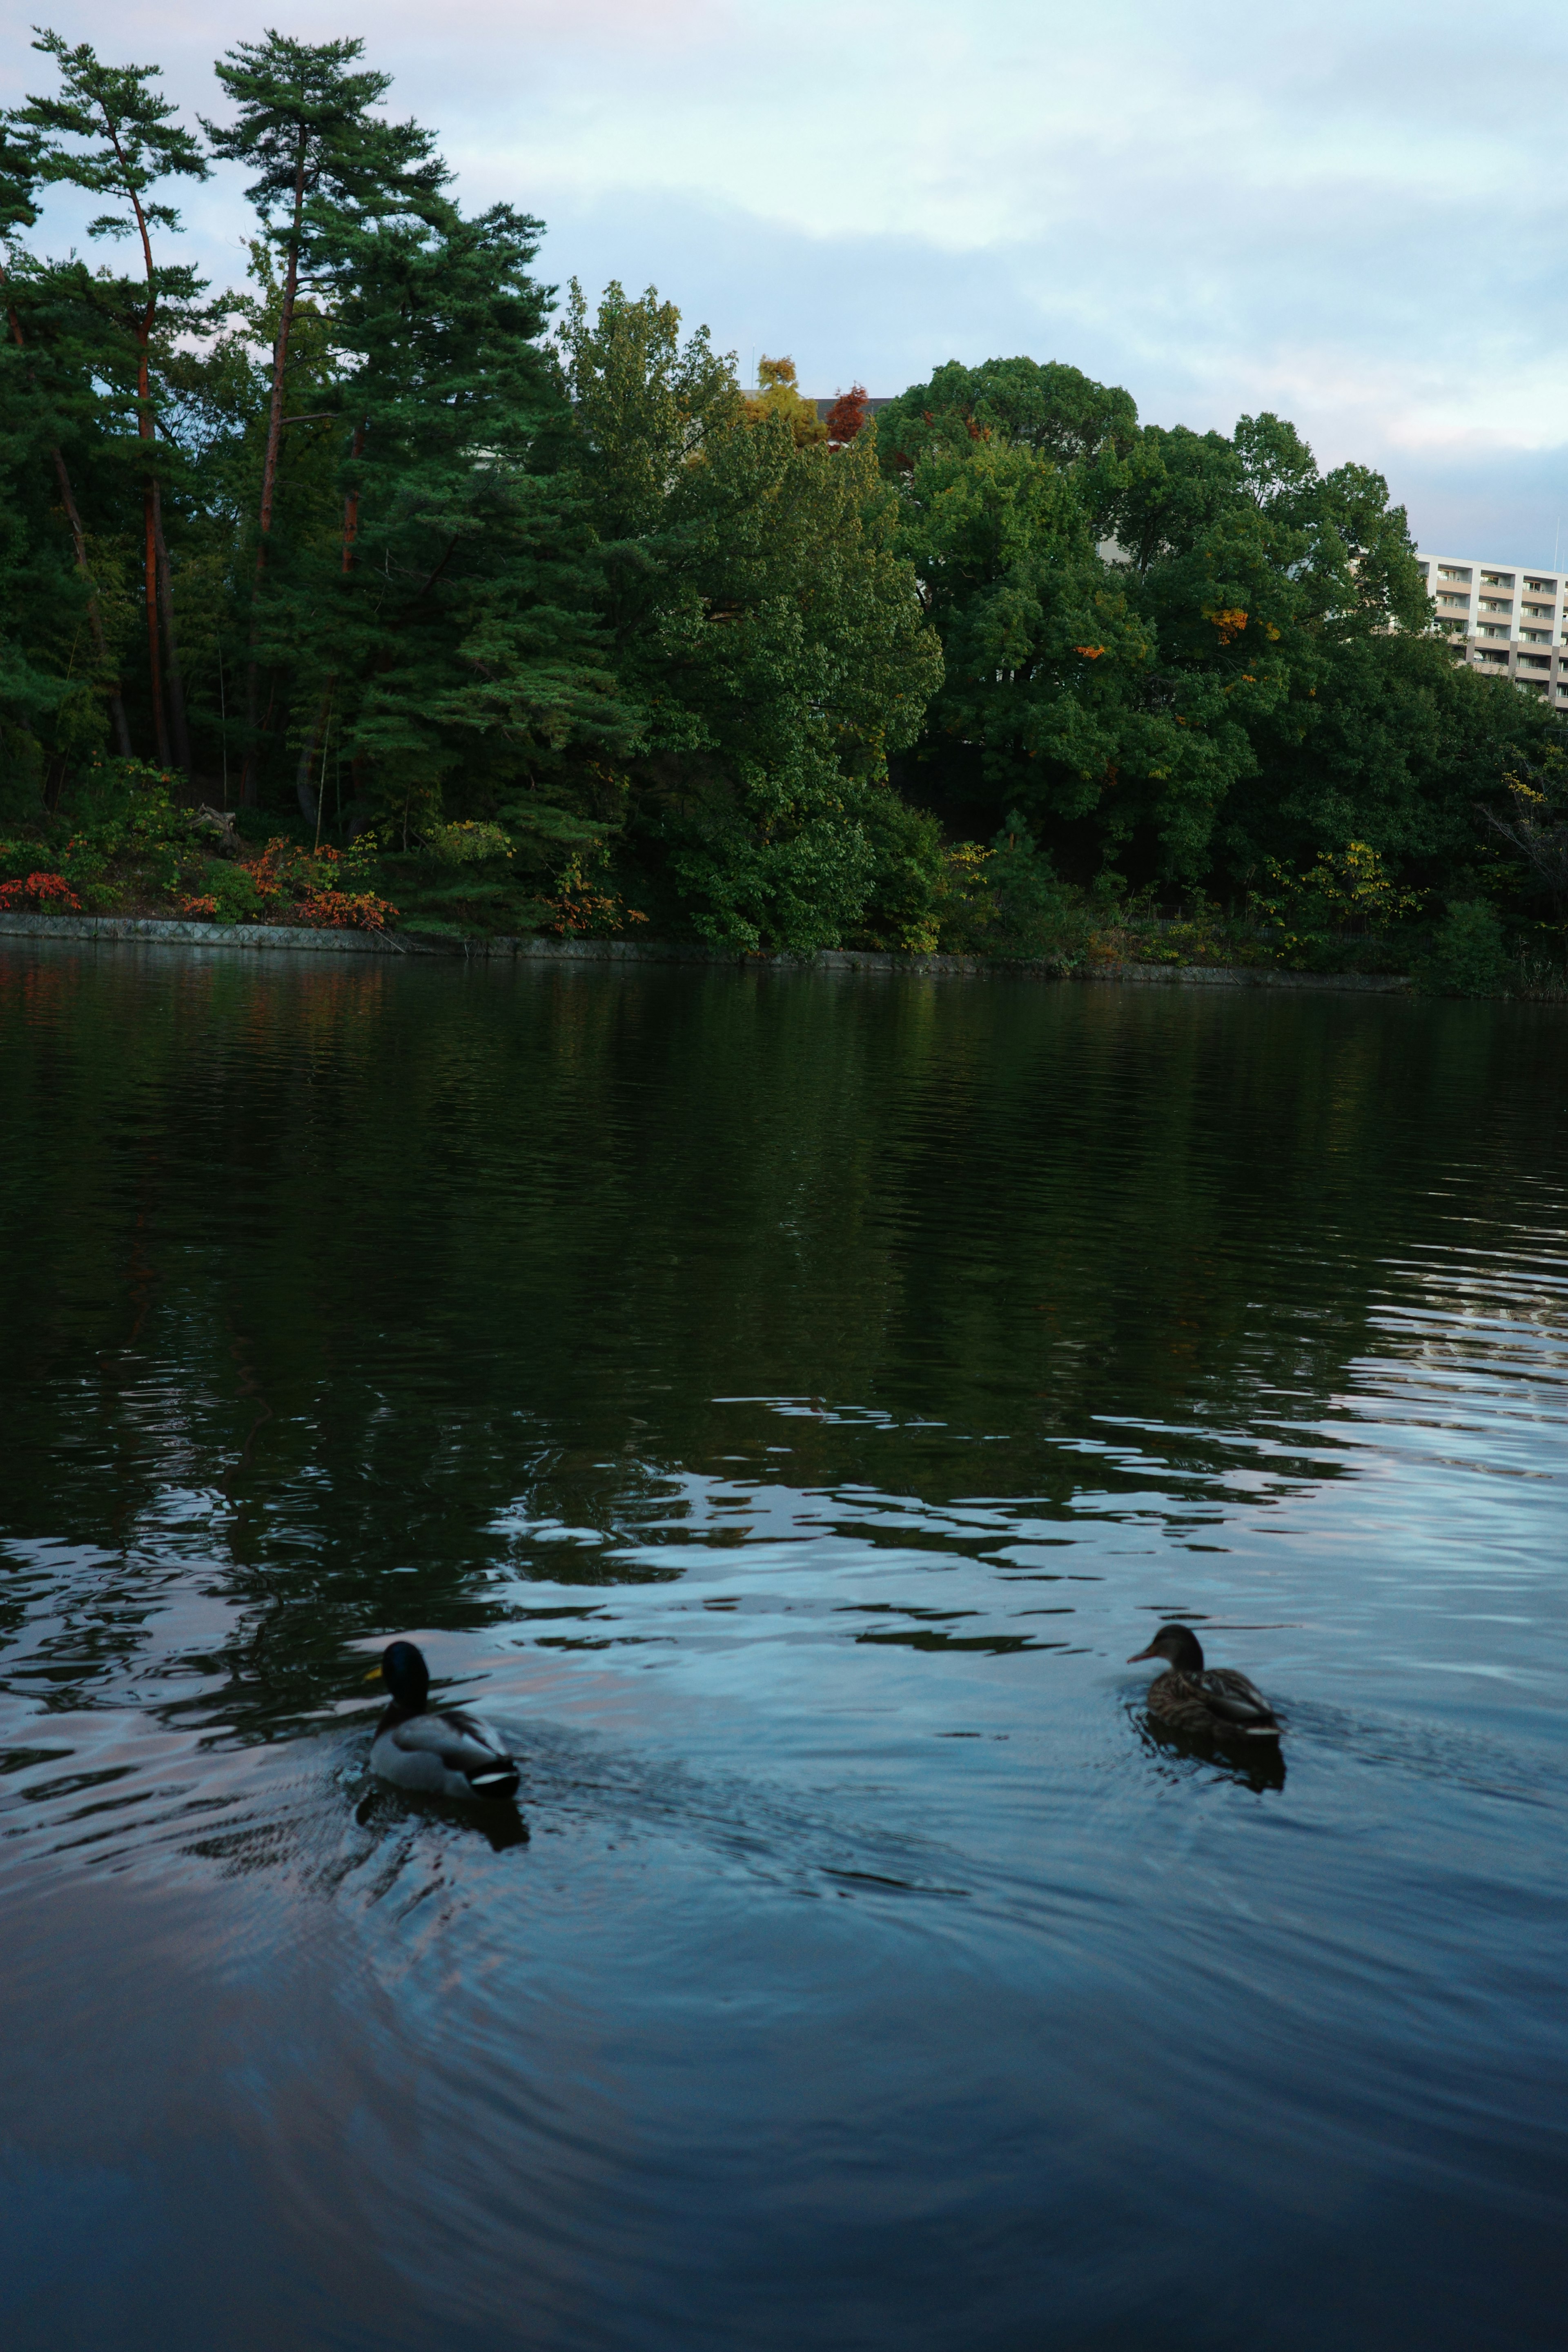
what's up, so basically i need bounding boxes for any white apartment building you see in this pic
[1417,554,1568,704]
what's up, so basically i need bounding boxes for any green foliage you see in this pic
[424,819,514,865]
[193,857,266,923]
[555,285,942,951]
[1,31,1561,963]
[0,723,46,821]
[1419,900,1508,997]
[889,365,1563,925]
[1475,757,1568,931]
[877,354,1137,536]
[1251,840,1423,964]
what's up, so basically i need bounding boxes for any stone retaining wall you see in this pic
[0,910,1414,991]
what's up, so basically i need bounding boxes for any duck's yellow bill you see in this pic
[363,1664,383,1682]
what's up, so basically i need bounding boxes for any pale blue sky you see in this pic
[8,2,1568,561]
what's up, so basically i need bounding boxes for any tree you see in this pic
[284,199,637,871]
[558,287,942,949]
[891,421,1272,878]
[0,114,136,775]
[1479,756,1568,937]
[555,276,741,545]
[825,384,869,448]
[884,367,1567,900]
[205,33,448,799]
[18,29,209,767]
[877,355,1138,538]
[743,354,826,448]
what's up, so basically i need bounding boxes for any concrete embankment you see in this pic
[0,911,1414,991]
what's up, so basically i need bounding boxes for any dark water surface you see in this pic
[1,944,1565,2351]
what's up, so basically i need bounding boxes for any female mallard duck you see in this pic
[1127,1624,1282,1743]
[366,1641,521,1800]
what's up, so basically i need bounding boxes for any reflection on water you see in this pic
[1,946,1566,2351]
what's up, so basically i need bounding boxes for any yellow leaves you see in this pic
[1073,644,1107,659]
[1265,622,1281,640]
[743,353,828,447]
[1203,606,1249,644]
[1257,840,1422,929]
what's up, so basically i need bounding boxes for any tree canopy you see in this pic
[0,27,1559,958]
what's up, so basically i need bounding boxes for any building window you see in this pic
[1478,624,1512,639]
[1519,653,1551,669]
[1439,565,1473,581]
[1525,577,1556,592]
[1481,571,1516,588]
[1521,628,1554,643]
[1437,593,1470,608]
[1479,597,1513,613]
[1478,647,1509,662]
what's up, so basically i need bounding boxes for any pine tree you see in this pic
[292,197,637,880]
[18,30,209,768]
[205,33,449,801]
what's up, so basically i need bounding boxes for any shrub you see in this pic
[0,871,83,912]
[545,853,646,937]
[203,861,268,923]
[423,820,514,865]
[1254,840,1423,964]
[291,888,399,932]
[1419,900,1508,997]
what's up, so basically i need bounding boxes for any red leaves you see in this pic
[0,873,83,912]
[291,889,398,933]
[826,385,870,447]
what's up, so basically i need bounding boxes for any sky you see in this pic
[7,1,1568,565]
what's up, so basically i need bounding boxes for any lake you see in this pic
[1,943,1564,2351]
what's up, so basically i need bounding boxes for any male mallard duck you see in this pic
[1127,1624,1282,1742]
[366,1641,521,1800]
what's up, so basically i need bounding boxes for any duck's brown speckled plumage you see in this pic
[1128,1625,1282,1743]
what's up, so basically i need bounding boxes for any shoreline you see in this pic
[0,909,1415,991]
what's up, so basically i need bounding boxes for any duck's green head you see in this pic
[1128,1624,1205,1674]
[366,1640,430,1710]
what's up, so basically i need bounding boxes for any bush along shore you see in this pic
[0,761,1564,997]
[3,30,1568,1000]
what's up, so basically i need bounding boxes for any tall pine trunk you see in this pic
[297,419,368,824]
[152,481,191,774]
[239,147,308,807]
[142,472,169,767]
[118,163,169,769]
[54,448,133,759]
[295,420,368,824]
